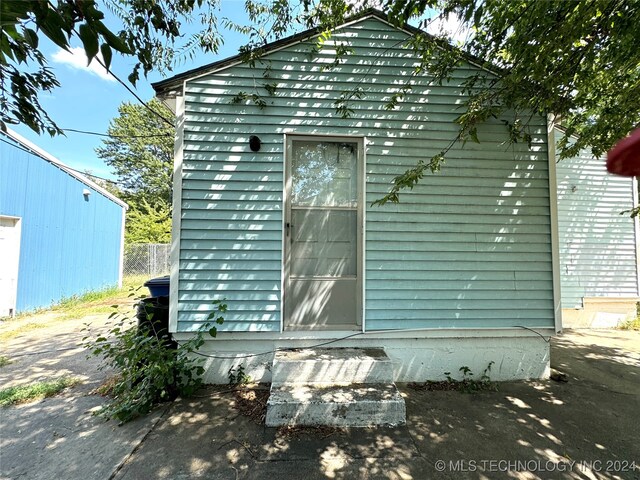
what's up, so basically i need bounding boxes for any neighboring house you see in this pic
[153,10,561,383]
[0,129,127,316]
[555,129,640,328]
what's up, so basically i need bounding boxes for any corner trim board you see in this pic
[547,118,563,333]
[169,93,185,333]
[633,177,640,297]
[280,134,287,333]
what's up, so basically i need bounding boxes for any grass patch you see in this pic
[11,275,149,319]
[52,274,148,319]
[0,356,13,367]
[0,377,81,407]
[618,317,640,331]
[0,275,150,342]
[56,286,121,309]
[0,322,48,342]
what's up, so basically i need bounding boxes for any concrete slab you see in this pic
[272,347,394,385]
[0,311,164,480]
[112,389,422,480]
[0,391,167,480]
[115,331,639,479]
[2,313,639,480]
[266,383,406,427]
[553,329,640,395]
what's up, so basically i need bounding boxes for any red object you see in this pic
[607,128,640,176]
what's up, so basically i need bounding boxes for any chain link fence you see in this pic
[124,243,170,276]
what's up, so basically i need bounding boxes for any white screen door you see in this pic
[284,136,363,330]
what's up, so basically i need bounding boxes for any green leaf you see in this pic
[100,43,112,71]
[127,65,139,85]
[23,28,39,48]
[79,24,99,63]
[98,25,131,54]
[38,16,70,50]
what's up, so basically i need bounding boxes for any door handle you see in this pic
[286,222,294,237]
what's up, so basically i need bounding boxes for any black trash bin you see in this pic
[136,296,176,349]
[144,275,170,297]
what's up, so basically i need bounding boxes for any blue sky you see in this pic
[11,2,255,180]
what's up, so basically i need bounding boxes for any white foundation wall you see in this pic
[176,331,551,384]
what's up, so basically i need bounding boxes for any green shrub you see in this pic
[84,299,226,423]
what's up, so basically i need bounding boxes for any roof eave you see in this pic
[151,8,503,97]
[2,129,128,210]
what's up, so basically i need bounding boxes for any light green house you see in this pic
[555,129,639,328]
[153,10,561,383]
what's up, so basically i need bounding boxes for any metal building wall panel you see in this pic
[0,139,124,312]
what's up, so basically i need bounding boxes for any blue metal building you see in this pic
[0,129,127,315]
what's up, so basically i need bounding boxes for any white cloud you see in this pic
[51,47,115,82]
[426,13,471,45]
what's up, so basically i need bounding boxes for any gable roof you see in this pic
[152,8,498,98]
[1,128,128,209]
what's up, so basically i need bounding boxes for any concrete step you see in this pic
[266,383,406,427]
[271,347,394,385]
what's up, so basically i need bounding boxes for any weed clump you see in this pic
[409,362,498,393]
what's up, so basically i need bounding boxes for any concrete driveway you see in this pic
[1,316,638,480]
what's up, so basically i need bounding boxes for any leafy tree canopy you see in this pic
[95,98,174,243]
[372,0,640,202]
[3,0,639,202]
[124,198,171,244]
[96,98,174,205]
[1,0,222,135]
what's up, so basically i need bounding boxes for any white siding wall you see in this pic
[556,133,639,308]
[176,17,555,332]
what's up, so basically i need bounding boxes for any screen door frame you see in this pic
[282,133,365,331]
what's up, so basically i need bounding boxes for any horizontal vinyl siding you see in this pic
[177,16,554,332]
[365,121,551,330]
[556,134,639,308]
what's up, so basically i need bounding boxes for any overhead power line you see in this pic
[94,56,176,128]
[62,128,172,139]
